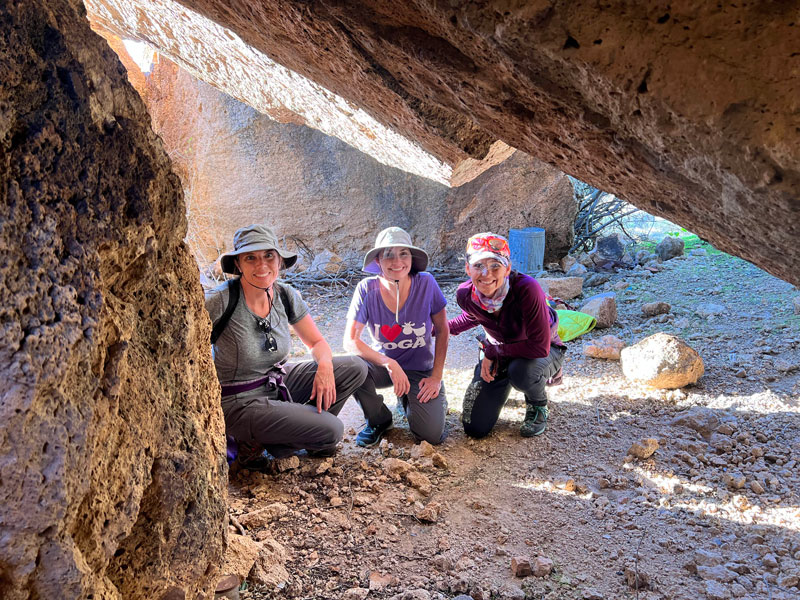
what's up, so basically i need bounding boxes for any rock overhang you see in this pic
[84,0,799,285]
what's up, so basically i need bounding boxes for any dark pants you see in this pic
[353,360,447,445]
[462,346,565,439]
[222,355,367,457]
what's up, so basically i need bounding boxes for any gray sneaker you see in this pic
[520,405,549,437]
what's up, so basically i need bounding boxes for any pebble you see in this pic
[511,557,532,577]
[628,438,659,459]
[533,556,554,577]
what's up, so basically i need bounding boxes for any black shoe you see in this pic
[520,405,549,437]
[307,447,338,458]
[356,420,394,447]
[234,441,271,472]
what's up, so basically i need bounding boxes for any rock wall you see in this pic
[91,0,799,285]
[136,58,575,268]
[0,1,226,599]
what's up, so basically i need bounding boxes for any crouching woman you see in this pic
[448,232,566,438]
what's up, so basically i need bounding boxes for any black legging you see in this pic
[462,346,565,438]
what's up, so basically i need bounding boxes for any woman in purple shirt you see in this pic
[344,227,449,446]
[448,232,566,438]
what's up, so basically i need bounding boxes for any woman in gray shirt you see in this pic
[206,225,368,470]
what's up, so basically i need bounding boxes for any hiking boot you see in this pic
[520,405,549,437]
[356,420,394,447]
[233,441,271,472]
[306,446,338,458]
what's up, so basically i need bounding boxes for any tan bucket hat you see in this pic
[362,226,428,274]
[220,224,297,274]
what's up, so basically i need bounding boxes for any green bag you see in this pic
[556,309,597,342]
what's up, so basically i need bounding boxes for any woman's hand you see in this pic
[417,375,441,403]
[385,359,411,397]
[480,357,497,383]
[310,360,336,412]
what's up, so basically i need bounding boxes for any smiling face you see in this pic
[466,257,511,298]
[235,249,282,289]
[377,246,413,282]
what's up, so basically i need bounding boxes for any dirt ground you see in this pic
[227,245,800,600]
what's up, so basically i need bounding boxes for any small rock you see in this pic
[580,292,617,328]
[416,502,442,522]
[583,273,611,288]
[750,480,765,494]
[704,580,731,600]
[697,565,738,583]
[655,235,684,260]
[566,262,588,277]
[511,557,532,577]
[793,296,800,315]
[560,255,578,272]
[410,440,435,459]
[695,302,726,318]
[641,301,671,317]
[343,588,370,600]
[405,471,433,496]
[533,556,554,577]
[583,335,625,360]
[628,438,659,460]
[690,248,708,257]
[722,472,746,490]
[272,455,300,472]
[239,503,289,528]
[389,590,431,600]
[670,407,720,438]
[382,457,413,478]
[432,453,448,469]
[369,571,399,591]
[538,277,585,300]
[623,566,650,589]
[221,534,262,582]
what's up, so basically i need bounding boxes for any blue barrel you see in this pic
[508,227,546,274]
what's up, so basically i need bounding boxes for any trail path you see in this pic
[231,247,800,600]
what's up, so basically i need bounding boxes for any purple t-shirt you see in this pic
[347,272,447,371]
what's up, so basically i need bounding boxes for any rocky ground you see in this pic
[224,242,800,600]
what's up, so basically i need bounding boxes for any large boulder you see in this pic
[621,333,705,389]
[0,1,226,599]
[122,57,576,267]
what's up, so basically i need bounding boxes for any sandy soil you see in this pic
[227,246,800,600]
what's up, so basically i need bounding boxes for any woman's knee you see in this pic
[507,358,546,391]
[409,419,445,445]
[462,420,492,439]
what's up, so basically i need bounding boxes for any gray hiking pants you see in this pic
[462,346,565,439]
[353,359,447,445]
[221,355,367,457]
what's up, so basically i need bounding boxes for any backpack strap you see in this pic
[274,282,295,323]
[211,278,240,344]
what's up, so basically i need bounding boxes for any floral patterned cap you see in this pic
[466,232,510,266]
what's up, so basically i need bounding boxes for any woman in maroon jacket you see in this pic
[448,233,566,437]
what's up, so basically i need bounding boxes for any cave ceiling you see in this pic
[84,0,799,285]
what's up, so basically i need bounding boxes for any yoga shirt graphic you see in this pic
[347,272,447,371]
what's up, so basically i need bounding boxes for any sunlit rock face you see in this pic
[89,0,799,284]
[129,57,575,267]
[0,1,226,599]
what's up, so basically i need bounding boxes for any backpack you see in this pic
[210,279,294,344]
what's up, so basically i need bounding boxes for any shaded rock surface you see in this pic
[128,58,575,267]
[90,0,799,285]
[0,1,226,598]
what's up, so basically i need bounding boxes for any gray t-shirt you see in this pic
[205,280,309,390]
